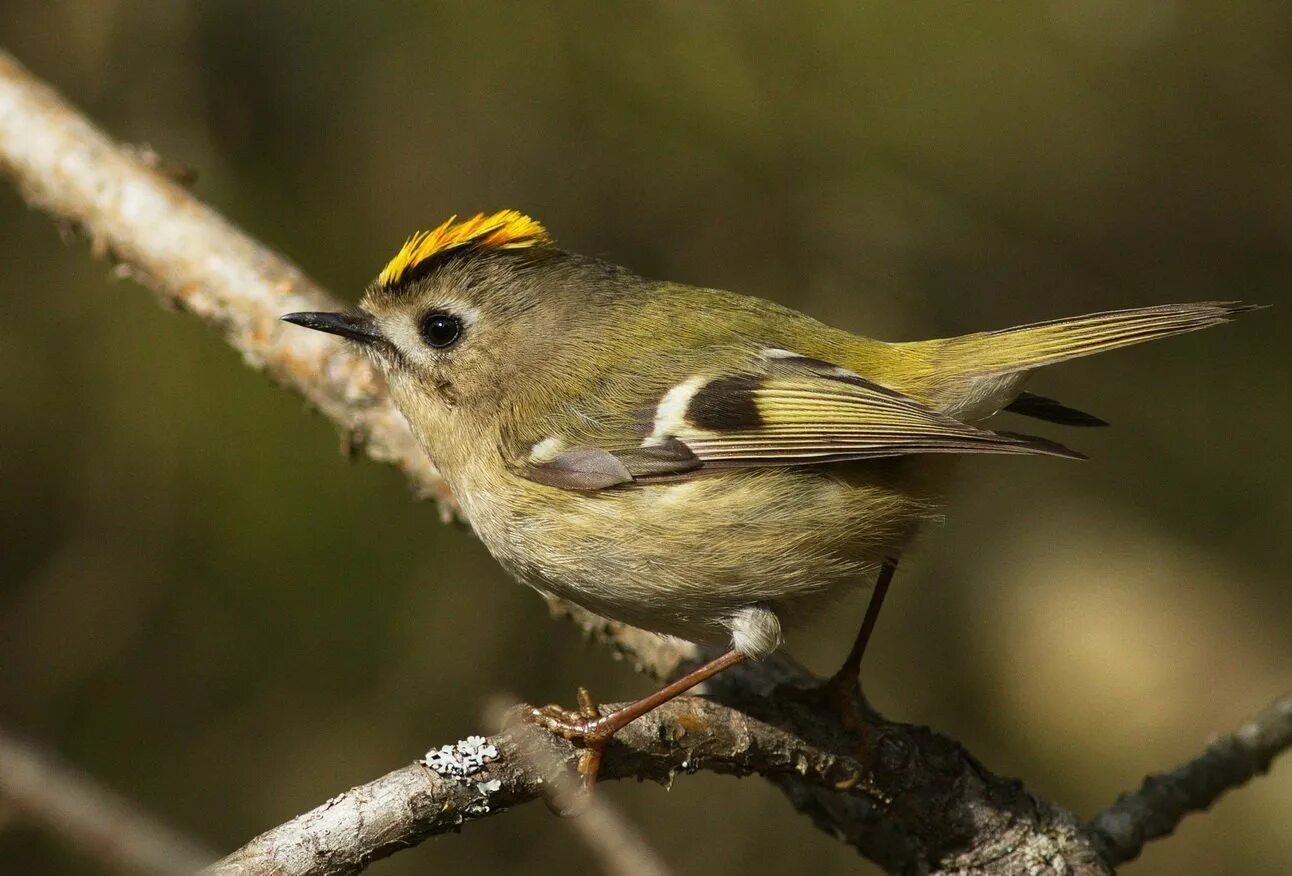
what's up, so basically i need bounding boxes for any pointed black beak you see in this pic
[281,311,385,345]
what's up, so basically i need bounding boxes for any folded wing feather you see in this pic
[523,349,1081,491]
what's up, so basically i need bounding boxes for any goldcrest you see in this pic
[284,210,1257,780]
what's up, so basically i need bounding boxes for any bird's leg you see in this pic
[525,648,748,795]
[819,558,899,728]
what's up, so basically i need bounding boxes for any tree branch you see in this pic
[1089,690,1292,867]
[204,689,1110,876]
[0,725,215,876]
[0,51,451,513]
[1,48,1286,875]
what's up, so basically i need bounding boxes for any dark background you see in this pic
[1,2,1288,873]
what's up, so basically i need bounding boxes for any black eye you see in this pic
[419,312,462,348]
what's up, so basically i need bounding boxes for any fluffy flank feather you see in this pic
[377,210,551,287]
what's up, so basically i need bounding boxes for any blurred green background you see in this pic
[1,2,1288,873]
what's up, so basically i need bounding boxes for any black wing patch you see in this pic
[687,375,764,431]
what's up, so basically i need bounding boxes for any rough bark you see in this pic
[206,690,1109,876]
[1089,690,1292,867]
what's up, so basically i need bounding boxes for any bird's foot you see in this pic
[822,670,875,734]
[522,649,749,813]
[523,687,612,811]
[779,670,876,734]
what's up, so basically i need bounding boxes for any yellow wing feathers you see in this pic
[522,351,1083,492]
[673,365,1083,466]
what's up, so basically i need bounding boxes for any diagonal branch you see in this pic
[202,696,811,876]
[1,48,1286,876]
[0,725,216,876]
[202,690,1108,876]
[0,51,450,512]
[1089,690,1292,867]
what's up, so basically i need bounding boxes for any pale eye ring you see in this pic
[419,312,462,348]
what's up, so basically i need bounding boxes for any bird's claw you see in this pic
[522,687,611,805]
[778,671,875,734]
[525,686,603,740]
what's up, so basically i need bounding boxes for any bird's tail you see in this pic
[910,301,1260,422]
[937,301,1257,375]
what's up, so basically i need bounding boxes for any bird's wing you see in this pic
[520,349,1082,491]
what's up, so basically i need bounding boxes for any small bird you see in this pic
[284,210,1256,787]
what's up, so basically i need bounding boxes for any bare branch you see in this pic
[0,725,215,876]
[206,691,1113,876]
[0,50,451,513]
[1089,690,1292,867]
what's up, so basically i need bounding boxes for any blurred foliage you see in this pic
[1,2,1288,874]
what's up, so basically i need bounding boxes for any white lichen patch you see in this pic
[423,735,499,778]
[422,735,505,816]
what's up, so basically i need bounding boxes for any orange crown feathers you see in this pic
[377,210,552,286]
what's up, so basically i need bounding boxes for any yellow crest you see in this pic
[377,210,552,286]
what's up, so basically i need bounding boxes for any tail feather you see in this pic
[912,301,1262,423]
[1004,391,1108,427]
[944,301,1259,376]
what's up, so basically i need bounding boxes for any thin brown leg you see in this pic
[830,557,899,688]
[798,558,899,729]
[527,648,747,793]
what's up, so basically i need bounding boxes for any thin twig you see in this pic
[1089,690,1292,866]
[0,725,216,876]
